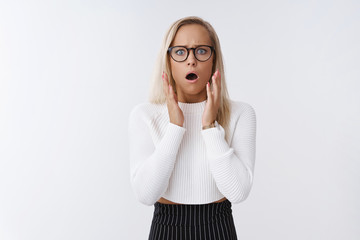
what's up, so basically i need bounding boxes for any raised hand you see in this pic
[162,72,184,127]
[202,69,221,127]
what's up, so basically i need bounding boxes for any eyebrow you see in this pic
[171,44,212,48]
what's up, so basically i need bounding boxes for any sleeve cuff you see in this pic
[157,122,186,155]
[201,121,231,157]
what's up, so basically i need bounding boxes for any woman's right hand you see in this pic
[162,72,184,127]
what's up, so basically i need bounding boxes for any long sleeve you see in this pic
[128,105,186,206]
[201,103,256,203]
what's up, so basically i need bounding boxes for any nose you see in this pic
[186,49,197,66]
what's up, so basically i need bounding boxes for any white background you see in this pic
[1,0,359,239]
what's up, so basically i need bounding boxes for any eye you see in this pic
[175,49,186,56]
[196,47,208,55]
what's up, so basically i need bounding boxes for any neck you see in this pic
[177,89,207,103]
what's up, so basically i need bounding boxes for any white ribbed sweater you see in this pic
[128,100,256,206]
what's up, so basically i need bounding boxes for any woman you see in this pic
[128,16,256,239]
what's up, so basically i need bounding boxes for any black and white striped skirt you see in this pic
[148,199,238,240]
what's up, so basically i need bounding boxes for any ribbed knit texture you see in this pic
[128,100,256,206]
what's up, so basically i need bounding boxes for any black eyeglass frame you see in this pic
[168,45,215,62]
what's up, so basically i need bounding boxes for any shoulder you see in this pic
[129,102,167,123]
[229,100,256,118]
[227,100,256,136]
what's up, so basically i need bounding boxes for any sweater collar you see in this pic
[177,100,207,114]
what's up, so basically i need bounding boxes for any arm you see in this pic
[128,106,186,206]
[201,103,256,203]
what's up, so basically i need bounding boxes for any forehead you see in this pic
[172,24,212,46]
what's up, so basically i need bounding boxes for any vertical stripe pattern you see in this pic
[148,199,237,240]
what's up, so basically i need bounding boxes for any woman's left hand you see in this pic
[202,69,221,127]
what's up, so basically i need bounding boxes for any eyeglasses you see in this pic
[168,45,215,62]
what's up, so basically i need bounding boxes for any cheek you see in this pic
[170,62,181,80]
[201,62,213,80]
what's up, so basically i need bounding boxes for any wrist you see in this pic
[202,122,216,130]
[170,120,184,127]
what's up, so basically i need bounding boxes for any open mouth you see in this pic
[186,73,198,80]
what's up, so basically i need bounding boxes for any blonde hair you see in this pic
[149,16,231,136]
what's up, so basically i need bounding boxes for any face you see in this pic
[169,24,214,103]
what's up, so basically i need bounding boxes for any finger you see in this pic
[211,71,217,94]
[169,84,176,102]
[217,70,221,90]
[164,72,169,83]
[164,72,172,95]
[212,71,217,88]
[206,82,212,103]
[162,72,169,97]
[213,70,221,100]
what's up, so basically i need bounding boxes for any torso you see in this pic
[157,197,227,205]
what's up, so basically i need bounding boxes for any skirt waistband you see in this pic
[152,199,233,227]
